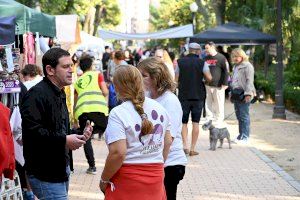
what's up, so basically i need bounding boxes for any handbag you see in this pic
[230,88,245,103]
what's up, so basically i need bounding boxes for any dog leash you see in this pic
[224,111,236,120]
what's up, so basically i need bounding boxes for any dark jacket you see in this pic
[21,77,70,183]
[177,54,206,101]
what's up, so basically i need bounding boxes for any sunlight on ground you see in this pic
[250,137,287,152]
[69,190,103,200]
[193,192,300,200]
[73,161,105,167]
[273,119,300,124]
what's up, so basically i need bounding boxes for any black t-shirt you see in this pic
[177,54,206,101]
[205,53,229,87]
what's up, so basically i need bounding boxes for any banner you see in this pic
[99,24,193,40]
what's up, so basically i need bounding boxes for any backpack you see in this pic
[108,84,118,108]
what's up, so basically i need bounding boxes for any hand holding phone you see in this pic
[83,120,93,141]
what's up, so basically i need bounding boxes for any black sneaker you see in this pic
[86,166,97,175]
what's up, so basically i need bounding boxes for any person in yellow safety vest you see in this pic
[74,55,109,175]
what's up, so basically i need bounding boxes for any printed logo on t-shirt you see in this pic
[77,75,92,89]
[134,110,164,154]
[206,59,218,66]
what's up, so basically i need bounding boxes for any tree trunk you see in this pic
[63,0,75,14]
[83,7,96,35]
[212,0,226,25]
[93,5,101,36]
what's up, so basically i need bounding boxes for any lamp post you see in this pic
[272,0,286,119]
[189,2,198,33]
[168,20,175,27]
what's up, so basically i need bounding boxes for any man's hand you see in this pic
[66,134,86,150]
[244,95,251,103]
[83,120,93,141]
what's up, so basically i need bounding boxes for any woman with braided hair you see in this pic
[99,65,172,200]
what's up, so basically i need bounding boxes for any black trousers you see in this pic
[78,112,107,168]
[164,165,185,200]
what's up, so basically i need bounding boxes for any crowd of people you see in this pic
[15,41,256,200]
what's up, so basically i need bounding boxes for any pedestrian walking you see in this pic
[107,50,127,82]
[230,48,256,144]
[21,48,93,200]
[99,65,172,200]
[204,41,229,128]
[177,43,212,156]
[74,55,109,174]
[138,57,187,200]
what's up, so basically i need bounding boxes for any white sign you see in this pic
[269,44,277,56]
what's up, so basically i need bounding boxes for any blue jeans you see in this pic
[28,166,70,200]
[234,102,250,140]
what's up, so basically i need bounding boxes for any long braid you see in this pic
[113,65,154,136]
[131,89,153,136]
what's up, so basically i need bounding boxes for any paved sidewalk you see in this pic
[69,112,300,200]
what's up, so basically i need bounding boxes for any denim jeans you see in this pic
[28,166,70,200]
[234,102,250,140]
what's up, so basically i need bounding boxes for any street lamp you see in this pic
[189,2,198,33]
[168,20,175,27]
[272,0,286,119]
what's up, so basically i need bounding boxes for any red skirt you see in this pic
[105,163,166,200]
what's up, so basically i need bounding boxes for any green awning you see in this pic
[0,0,56,37]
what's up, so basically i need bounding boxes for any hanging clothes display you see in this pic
[0,102,15,180]
[5,47,14,72]
[26,32,36,64]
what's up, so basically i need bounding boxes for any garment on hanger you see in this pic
[35,32,41,56]
[10,104,24,166]
[5,47,14,72]
[0,102,15,180]
[0,60,3,71]
[1,93,8,106]
[22,34,28,66]
[26,32,36,64]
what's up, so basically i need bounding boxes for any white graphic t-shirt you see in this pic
[105,97,171,164]
[155,91,187,167]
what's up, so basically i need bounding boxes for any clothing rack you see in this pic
[0,43,23,200]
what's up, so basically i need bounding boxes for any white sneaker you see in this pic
[231,137,241,144]
[238,138,249,145]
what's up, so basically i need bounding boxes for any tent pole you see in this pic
[264,44,269,78]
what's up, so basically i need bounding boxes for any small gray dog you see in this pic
[202,120,232,151]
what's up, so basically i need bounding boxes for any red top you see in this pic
[98,73,104,86]
[0,103,15,180]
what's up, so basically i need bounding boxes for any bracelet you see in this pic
[100,179,115,192]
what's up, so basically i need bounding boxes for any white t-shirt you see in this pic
[155,91,187,167]
[23,76,43,90]
[105,97,171,164]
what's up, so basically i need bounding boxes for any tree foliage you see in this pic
[16,0,121,35]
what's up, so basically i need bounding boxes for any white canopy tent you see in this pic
[78,31,112,53]
[98,24,193,40]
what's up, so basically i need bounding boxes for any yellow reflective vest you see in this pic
[74,71,108,120]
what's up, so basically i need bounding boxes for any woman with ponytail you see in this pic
[99,65,172,200]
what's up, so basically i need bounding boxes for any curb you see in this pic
[250,147,300,192]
